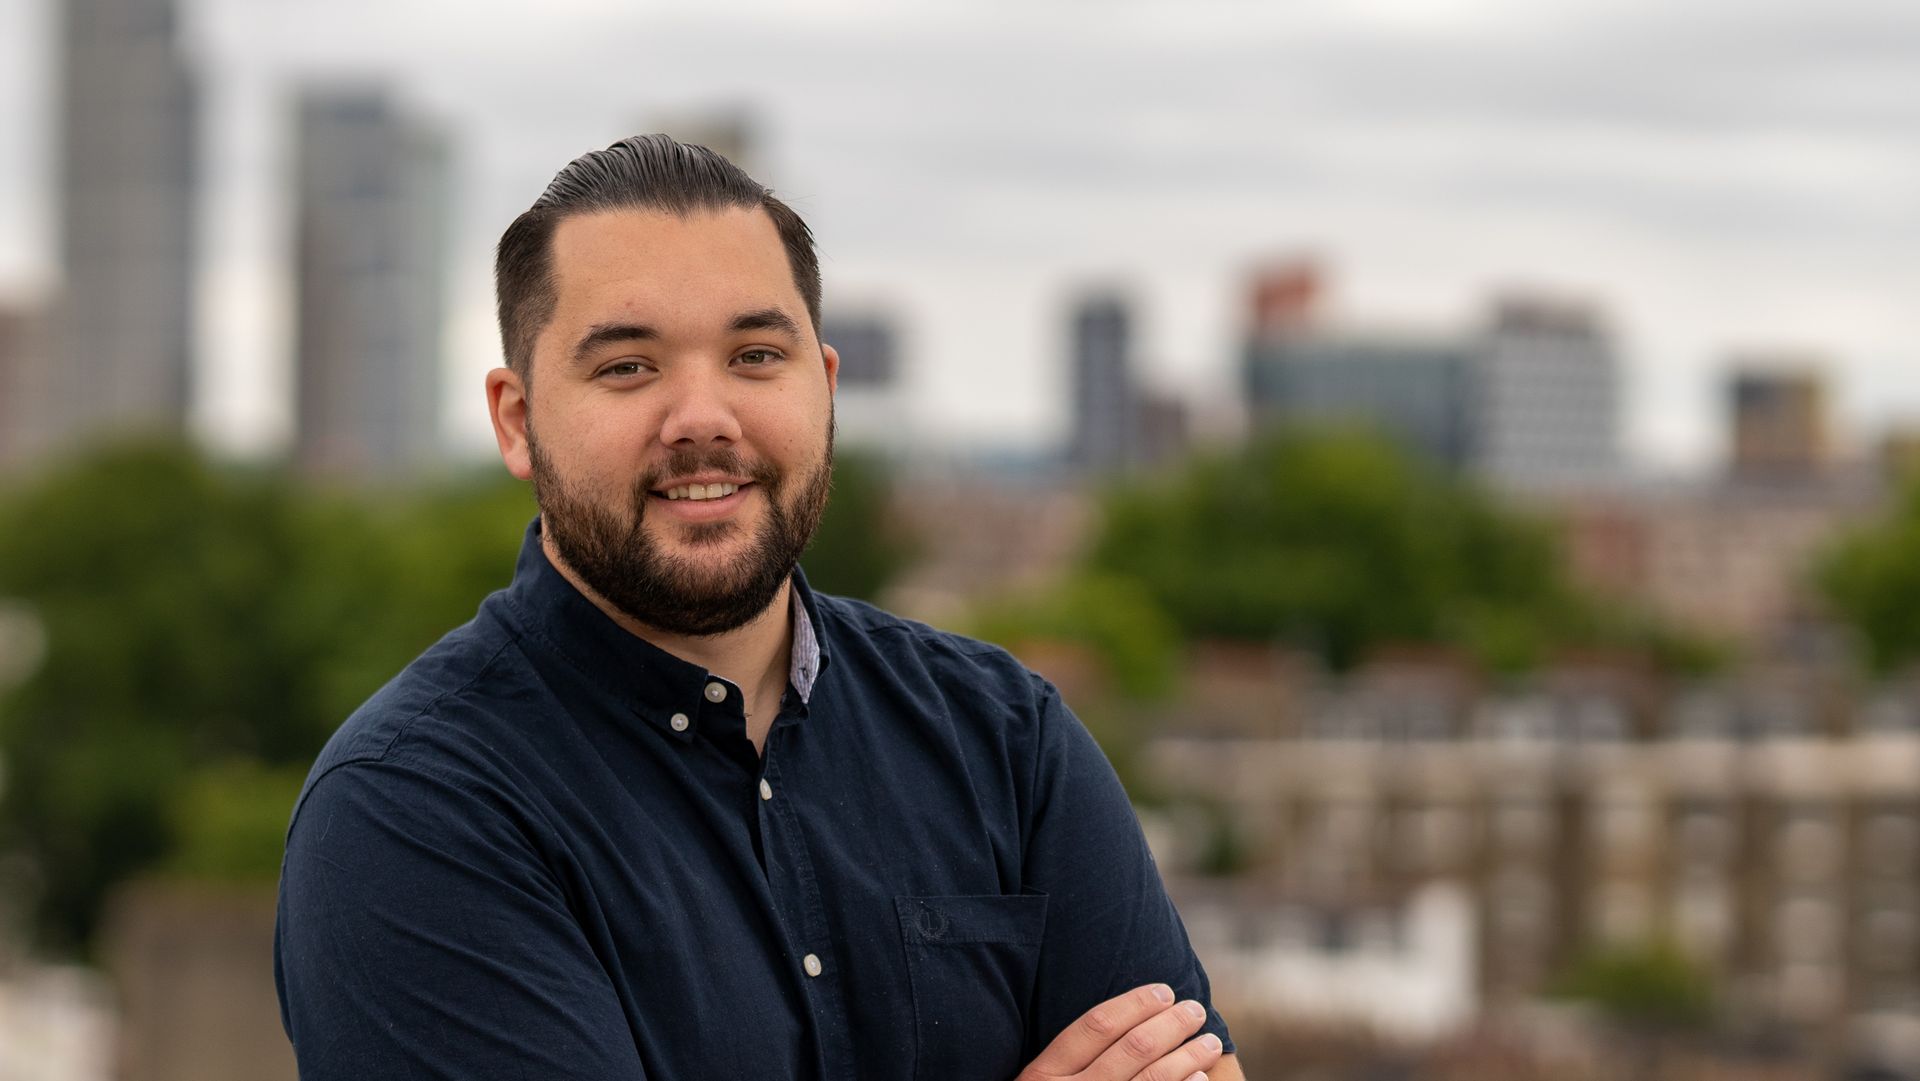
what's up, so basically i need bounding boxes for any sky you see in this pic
[0,0,1914,472]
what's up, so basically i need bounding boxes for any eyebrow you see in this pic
[572,322,659,364]
[728,308,804,339]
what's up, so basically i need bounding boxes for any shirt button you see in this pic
[759,778,773,801]
[704,681,727,703]
[669,712,690,732]
[803,953,822,977]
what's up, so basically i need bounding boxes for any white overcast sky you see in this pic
[0,0,1914,472]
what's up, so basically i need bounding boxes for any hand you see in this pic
[1014,983,1224,1081]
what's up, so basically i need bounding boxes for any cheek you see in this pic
[537,412,655,488]
[741,400,823,457]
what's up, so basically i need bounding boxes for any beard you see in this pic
[529,418,834,638]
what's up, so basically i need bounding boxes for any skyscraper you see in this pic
[1240,268,1621,489]
[292,88,449,479]
[1242,263,1477,470]
[1069,292,1140,474]
[819,310,911,453]
[1473,296,1621,491]
[1727,364,1829,480]
[40,0,200,457]
[820,314,899,390]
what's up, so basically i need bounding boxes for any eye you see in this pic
[600,359,653,379]
[734,348,783,367]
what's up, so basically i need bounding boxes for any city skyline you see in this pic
[0,0,1912,472]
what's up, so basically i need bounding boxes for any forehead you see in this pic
[546,205,798,325]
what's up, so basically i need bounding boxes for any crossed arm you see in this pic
[1019,983,1245,1081]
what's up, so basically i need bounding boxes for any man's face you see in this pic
[492,206,838,637]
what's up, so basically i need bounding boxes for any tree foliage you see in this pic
[1820,479,1920,674]
[1087,429,1581,671]
[1551,940,1716,1031]
[1079,428,1720,674]
[0,439,909,954]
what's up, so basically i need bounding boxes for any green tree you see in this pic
[1552,939,1716,1031]
[0,444,536,952]
[1820,478,1920,673]
[1088,429,1580,671]
[0,442,334,949]
[800,450,916,601]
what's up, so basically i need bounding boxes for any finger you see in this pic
[1020,984,1178,1077]
[1083,999,1209,1081]
[1132,1031,1224,1081]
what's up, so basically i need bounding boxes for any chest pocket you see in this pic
[895,892,1049,1081]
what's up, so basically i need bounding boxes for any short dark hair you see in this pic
[494,134,822,383]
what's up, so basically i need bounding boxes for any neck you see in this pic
[541,531,794,738]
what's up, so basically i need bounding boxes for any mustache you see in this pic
[636,448,781,495]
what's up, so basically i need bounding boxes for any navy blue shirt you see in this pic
[275,522,1230,1080]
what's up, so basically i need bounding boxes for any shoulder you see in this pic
[291,604,531,828]
[809,591,1051,708]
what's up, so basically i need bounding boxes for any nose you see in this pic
[656,364,743,449]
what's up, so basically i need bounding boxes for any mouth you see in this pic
[659,481,742,502]
[646,479,756,521]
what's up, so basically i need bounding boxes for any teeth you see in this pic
[664,482,740,502]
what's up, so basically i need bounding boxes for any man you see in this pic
[276,134,1241,1081]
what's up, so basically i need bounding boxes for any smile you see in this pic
[663,482,739,501]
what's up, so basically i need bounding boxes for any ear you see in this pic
[486,366,534,480]
[820,342,840,397]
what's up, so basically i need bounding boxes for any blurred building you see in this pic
[1240,266,1622,491]
[1067,292,1142,474]
[1475,296,1621,492]
[0,301,52,468]
[824,313,898,389]
[105,881,294,1081]
[882,470,1094,625]
[1247,261,1322,337]
[1149,654,1920,1038]
[38,0,201,459]
[1550,480,1879,652]
[1171,879,1478,1041]
[1729,365,1830,480]
[1244,330,1478,469]
[0,964,112,1081]
[821,310,911,453]
[292,87,450,480]
[1881,428,1920,483]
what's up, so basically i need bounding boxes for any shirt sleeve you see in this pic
[1019,679,1235,1059]
[275,756,648,1080]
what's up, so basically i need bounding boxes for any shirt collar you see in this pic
[499,518,830,741]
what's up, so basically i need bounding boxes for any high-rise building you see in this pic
[1729,364,1829,479]
[820,311,909,452]
[1241,269,1621,489]
[42,0,200,457]
[1244,331,1478,470]
[1068,292,1141,475]
[292,88,449,479]
[820,314,898,389]
[1474,296,1621,491]
[1247,261,1322,337]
